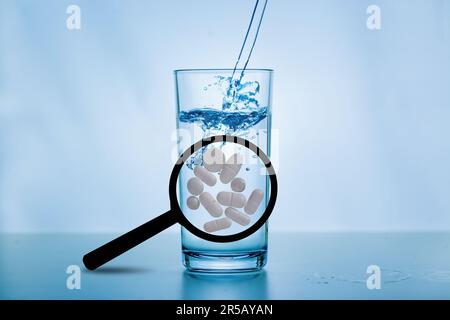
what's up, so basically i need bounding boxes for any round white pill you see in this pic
[244,189,264,215]
[187,177,204,196]
[203,147,225,173]
[230,178,246,192]
[194,166,217,186]
[204,218,232,233]
[199,192,223,217]
[225,207,251,226]
[216,191,246,208]
[220,153,244,184]
[186,196,200,210]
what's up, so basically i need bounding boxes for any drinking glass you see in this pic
[174,69,273,272]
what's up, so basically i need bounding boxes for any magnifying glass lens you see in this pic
[178,141,268,236]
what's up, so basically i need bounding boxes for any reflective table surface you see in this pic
[1,232,449,299]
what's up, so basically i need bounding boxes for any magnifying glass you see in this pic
[83,135,278,270]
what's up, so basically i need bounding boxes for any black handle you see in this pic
[83,210,177,270]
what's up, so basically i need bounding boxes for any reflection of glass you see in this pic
[181,271,269,300]
[175,69,273,272]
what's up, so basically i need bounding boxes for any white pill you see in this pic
[225,207,251,226]
[244,189,264,215]
[203,147,225,173]
[199,192,223,217]
[194,166,217,186]
[186,196,200,210]
[231,178,246,192]
[204,218,232,233]
[216,191,246,208]
[220,153,244,184]
[187,177,204,196]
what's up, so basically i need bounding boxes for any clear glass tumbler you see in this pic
[174,69,273,272]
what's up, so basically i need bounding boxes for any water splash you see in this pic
[180,75,265,132]
[422,271,450,283]
[179,0,269,169]
[308,269,412,285]
[179,106,268,133]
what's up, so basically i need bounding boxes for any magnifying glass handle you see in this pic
[83,210,177,270]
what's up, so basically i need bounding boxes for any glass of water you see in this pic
[174,69,273,272]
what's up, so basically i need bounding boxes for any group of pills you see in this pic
[185,147,264,233]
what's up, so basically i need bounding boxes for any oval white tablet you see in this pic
[216,191,246,208]
[194,166,217,186]
[231,178,246,192]
[225,207,251,226]
[186,196,200,210]
[199,192,223,217]
[204,218,232,233]
[203,147,225,173]
[220,153,243,184]
[244,189,264,215]
[187,177,203,196]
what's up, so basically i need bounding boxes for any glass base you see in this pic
[183,250,267,273]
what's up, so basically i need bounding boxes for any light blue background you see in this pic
[1,0,449,232]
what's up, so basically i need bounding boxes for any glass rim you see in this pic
[174,68,274,74]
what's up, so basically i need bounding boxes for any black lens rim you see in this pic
[168,135,278,243]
